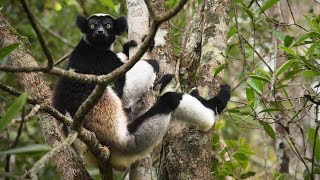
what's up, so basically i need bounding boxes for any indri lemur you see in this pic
[53,13,231,171]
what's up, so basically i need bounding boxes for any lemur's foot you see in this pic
[190,84,231,115]
[142,35,155,52]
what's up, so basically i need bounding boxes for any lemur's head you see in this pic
[76,13,127,48]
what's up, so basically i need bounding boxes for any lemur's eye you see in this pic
[105,23,112,29]
[90,24,95,29]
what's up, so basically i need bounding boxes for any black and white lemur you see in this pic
[53,13,231,171]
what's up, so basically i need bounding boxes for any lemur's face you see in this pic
[76,14,127,48]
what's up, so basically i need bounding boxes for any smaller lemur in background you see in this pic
[53,13,231,171]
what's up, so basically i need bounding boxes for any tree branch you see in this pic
[18,0,54,69]
[24,131,79,179]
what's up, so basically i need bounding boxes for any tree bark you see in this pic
[159,0,230,179]
[0,12,92,180]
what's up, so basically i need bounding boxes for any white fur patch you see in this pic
[155,28,168,47]
[89,13,110,18]
[173,94,215,132]
[117,52,128,63]
[122,60,156,108]
[110,114,171,171]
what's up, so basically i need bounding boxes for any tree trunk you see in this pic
[159,0,230,179]
[126,0,153,179]
[0,12,92,180]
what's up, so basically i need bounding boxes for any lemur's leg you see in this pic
[121,59,159,109]
[124,85,230,152]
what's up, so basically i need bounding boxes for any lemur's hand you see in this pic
[122,40,138,57]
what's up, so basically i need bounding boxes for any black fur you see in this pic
[114,16,127,35]
[127,92,183,133]
[190,84,231,114]
[53,39,124,116]
[122,40,137,57]
[146,59,160,73]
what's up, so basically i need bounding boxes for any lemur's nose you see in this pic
[98,30,104,34]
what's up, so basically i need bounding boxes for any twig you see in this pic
[54,52,72,66]
[255,0,308,32]
[311,105,319,179]
[11,104,42,124]
[33,16,75,48]
[5,107,25,180]
[24,131,78,179]
[239,33,273,73]
[19,0,54,69]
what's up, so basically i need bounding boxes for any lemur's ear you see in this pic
[76,15,89,33]
[114,16,127,35]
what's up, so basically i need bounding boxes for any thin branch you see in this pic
[54,52,72,66]
[24,131,78,179]
[239,33,273,73]
[5,108,25,180]
[19,0,54,69]
[33,16,75,48]
[157,0,188,23]
[10,104,42,124]
[255,0,308,32]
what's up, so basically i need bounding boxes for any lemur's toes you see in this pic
[189,88,200,97]
[142,35,155,52]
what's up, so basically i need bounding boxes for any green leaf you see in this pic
[247,79,263,95]
[259,0,280,15]
[315,168,320,174]
[240,171,256,179]
[300,70,320,76]
[306,40,320,56]
[0,43,20,60]
[246,87,255,105]
[278,45,296,56]
[275,59,297,77]
[250,75,271,83]
[284,35,294,47]
[99,0,115,11]
[256,68,272,80]
[114,3,121,14]
[0,144,50,155]
[270,29,285,42]
[233,152,248,168]
[235,0,254,20]
[305,16,320,33]
[228,27,238,39]
[212,63,227,77]
[308,128,320,162]
[259,121,275,140]
[291,32,320,47]
[0,92,28,133]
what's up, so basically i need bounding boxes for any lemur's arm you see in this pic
[117,40,137,63]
